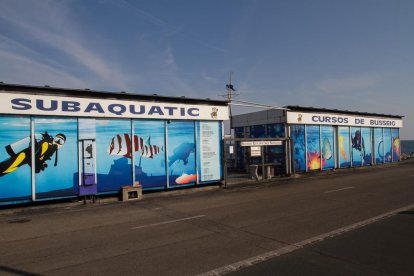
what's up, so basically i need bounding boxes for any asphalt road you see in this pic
[229,209,414,276]
[1,161,414,275]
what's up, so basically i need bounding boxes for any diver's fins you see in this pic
[3,152,26,174]
[5,145,16,157]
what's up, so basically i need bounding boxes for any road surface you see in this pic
[1,161,413,275]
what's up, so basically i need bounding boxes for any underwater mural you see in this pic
[291,124,306,172]
[267,123,285,138]
[306,125,321,171]
[392,128,400,161]
[351,127,363,166]
[374,128,384,164]
[133,120,166,189]
[0,116,32,202]
[96,119,132,193]
[383,128,392,163]
[321,126,334,170]
[167,121,196,187]
[108,134,162,159]
[34,118,78,199]
[0,92,227,205]
[0,132,66,177]
[338,127,351,167]
[361,128,372,166]
[168,142,194,166]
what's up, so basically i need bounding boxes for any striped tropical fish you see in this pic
[107,134,162,159]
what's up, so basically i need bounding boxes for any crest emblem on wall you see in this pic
[211,107,218,119]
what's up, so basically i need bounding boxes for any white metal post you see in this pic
[304,125,308,172]
[319,125,322,171]
[31,117,36,201]
[131,119,135,186]
[194,121,199,185]
[165,120,169,189]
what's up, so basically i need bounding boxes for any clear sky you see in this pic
[1,0,413,138]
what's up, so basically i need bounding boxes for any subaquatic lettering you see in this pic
[11,98,200,117]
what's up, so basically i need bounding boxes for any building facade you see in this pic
[232,106,403,175]
[0,83,228,205]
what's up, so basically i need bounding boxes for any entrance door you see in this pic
[79,139,97,196]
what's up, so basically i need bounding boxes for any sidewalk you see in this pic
[1,159,412,217]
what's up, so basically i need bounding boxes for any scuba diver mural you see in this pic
[351,130,364,152]
[0,132,66,177]
[351,129,364,165]
[351,128,373,166]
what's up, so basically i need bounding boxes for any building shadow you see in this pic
[0,266,41,276]
[398,210,414,215]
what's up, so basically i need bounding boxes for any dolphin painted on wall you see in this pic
[168,142,195,166]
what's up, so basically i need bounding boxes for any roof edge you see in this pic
[0,82,228,106]
[284,105,403,119]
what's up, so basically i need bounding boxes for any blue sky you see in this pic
[1,0,413,138]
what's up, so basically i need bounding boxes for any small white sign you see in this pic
[241,141,283,147]
[199,122,221,181]
[250,146,261,157]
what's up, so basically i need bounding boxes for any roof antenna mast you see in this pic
[225,72,239,102]
[220,71,239,129]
